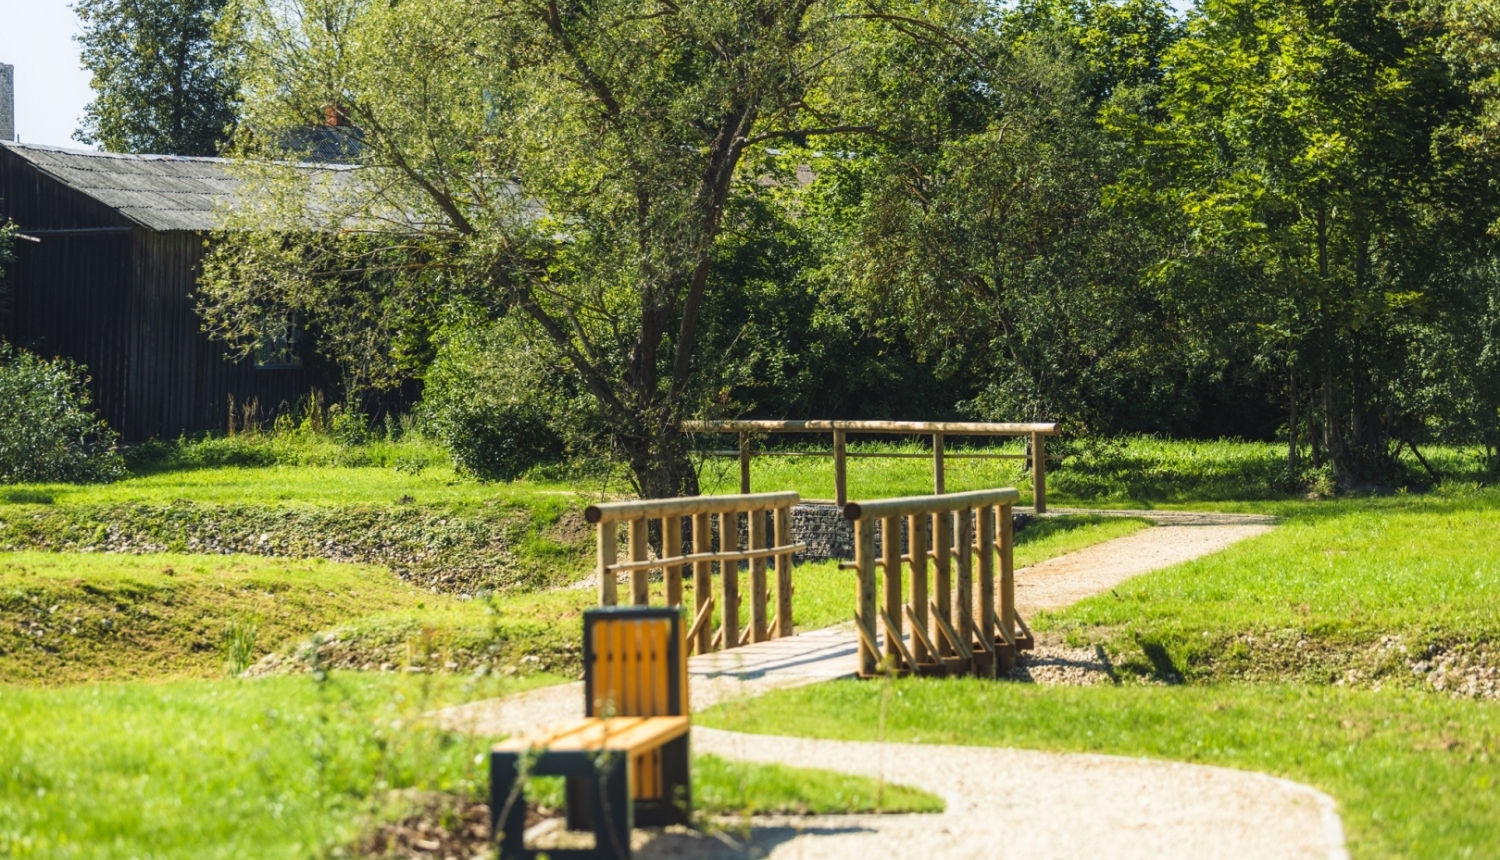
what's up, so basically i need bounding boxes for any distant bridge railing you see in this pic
[584,492,805,655]
[842,487,1033,679]
[682,420,1059,512]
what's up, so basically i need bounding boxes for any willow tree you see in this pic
[201,0,982,496]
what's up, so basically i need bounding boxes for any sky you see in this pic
[1,0,1199,150]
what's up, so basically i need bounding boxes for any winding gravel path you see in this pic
[438,516,1350,859]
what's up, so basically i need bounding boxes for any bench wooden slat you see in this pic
[494,716,689,756]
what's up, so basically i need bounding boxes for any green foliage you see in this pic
[0,344,124,485]
[204,0,1004,497]
[1111,0,1500,481]
[421,317,574,482]
[73,0,239,155]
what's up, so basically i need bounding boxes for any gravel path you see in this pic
[437,516,1350,859]
[1015,523,1273,613]
[636,729,1347,860]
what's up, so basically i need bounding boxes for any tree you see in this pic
[201,0,989,496]
[1115,0,1500,483]
[74,0,240,155]
[825,2,1186,433]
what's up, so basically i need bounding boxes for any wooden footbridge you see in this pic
[585,485,1033,680]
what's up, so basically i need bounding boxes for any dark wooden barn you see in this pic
[0,141,325,442]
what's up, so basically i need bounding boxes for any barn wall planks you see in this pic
[0,146,321,442]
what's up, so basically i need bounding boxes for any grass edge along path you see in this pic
[699,679,1499,860]
[0,673,941,860]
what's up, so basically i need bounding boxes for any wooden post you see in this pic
[1031,430,1047,514]
[738,432,751,495]
[692,512,713,654]
[721,512,741,649]
[749,508,769,643]
[977,504,996,653]
[933,432,945,495]
[907,513,930,666]
[833,430,848,507]
[999,502,1016,647]
[774,505,794,638]
[933,510,953,659]
[955,508,973,653]
[629,517,650,606]
[881,515,903,669]
[597,521,618,606]
[664,515,683,608]
[855,518,878,677]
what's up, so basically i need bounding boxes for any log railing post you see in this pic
[664,514,683,608]
[977,504,996,673]
[738,432,751,495]
[692,512,713,655]
[774,505,795,638]
[933,432,945,495]
[855,518,878,677]
[597,521,618,606]
[955,508,973,655]
[628,518,650,606]
[721,512,741,649]
[880,515,903,669]
[749,508,769,643]
[999,502,1016,667]
[907,512,930,666]
[1031,430,1047,514]
[933,510,953,660]
[833,429,848,507]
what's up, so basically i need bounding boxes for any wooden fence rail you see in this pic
[584,492,806,655]
[682,419,1059,512]
[842,487,1034,679]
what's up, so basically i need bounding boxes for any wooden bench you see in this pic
[490,607,691,859]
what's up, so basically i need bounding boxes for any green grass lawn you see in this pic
[700,681,1499,860]
[0,673,940,860]
[1043,492,1500,685]
[700,490,1500,859]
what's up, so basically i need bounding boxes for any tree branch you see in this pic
[742,125,879,146]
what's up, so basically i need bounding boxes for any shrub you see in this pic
[0,343,126,483]
[421,317,576,481]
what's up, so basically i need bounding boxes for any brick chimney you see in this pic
[0,63,14,142]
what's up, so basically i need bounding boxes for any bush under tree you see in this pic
[0,344,126,484]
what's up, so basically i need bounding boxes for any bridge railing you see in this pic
[842,487,1033,679]
[584,492,805,655]
[682,419,1059,512]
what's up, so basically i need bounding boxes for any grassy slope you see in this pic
[0,674,939,860]
[0,552,597,684]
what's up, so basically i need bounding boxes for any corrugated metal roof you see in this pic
[1,141,362,232]
[2,141,239,231]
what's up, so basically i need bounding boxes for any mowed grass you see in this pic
[0,464,589,511]
[1043,493,1500,681]
[699,680,1500,860]
[0,674,940,860]
[703,490,1500,858]
[0,552,595,684]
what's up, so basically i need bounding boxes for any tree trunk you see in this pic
[617,415,701,500]
[1288,366,1298,474]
